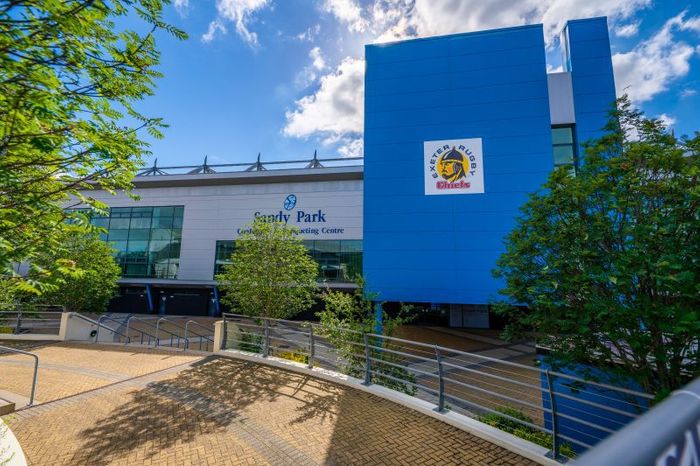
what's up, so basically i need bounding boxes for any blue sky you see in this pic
[139,0,700,167]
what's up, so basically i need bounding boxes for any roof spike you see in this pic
[246,152,267,171]
[305,149,324,168]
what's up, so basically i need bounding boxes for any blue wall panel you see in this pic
[363,25,554,305]
[563,17,617,153]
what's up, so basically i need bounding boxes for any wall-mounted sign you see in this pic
[424,138,484,195]
[236,194,346,236]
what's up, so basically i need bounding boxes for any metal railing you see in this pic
[137,154,363,177]
[576,377,700,466]
[0,345,38,406]
[0,306,64,336]
[93,315,215,351]
[221,313,655,460]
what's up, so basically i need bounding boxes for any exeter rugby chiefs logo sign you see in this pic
[424,138,484,195]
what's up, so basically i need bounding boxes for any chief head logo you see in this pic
[283,194,297,211]
[436,147,467,182]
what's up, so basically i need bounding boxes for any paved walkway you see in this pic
[2,345,537,465]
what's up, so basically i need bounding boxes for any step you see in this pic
[0,389,31,414]
[0,398,16,415]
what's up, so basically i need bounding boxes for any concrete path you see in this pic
[2,345,537,465]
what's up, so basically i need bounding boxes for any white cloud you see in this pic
[174,0,189,17]
[368,0,652,46]
[615,21,640,37]
[337,137,363,157]
[284,56,364,155]
[284,0,667,155]
[657,113,676,127]
[296,24,321,42]
[202,20,227,43]
[322,0,368,33]
[680,88,697,98]
[202,0,271,46]
[309,46,326,71]
[612,11,700,103]
[294,47,329,89]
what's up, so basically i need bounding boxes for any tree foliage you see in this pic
[0,0,186,294]
[36,227,121,312]
[216,218,319,319]
[494,96,700,395]
[317,280,417,395]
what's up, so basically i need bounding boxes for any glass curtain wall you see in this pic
[70,206,184,279]
[214,239,362,283]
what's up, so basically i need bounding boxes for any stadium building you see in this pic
[78,17,616,326]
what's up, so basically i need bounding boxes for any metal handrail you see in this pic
[220,313,656,459]
[125,316,177,346]
[0,345,38,406]
[94,314,134,342]
[184,320,214,351]
[0,308,63,335]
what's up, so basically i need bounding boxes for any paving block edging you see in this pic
[217,348,561,466]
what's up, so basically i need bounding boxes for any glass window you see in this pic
[552,127,573,145]
[551,125,577,169]
[128,229,150,241]
[70,205,186,279]
[150,229,172,241]
[152,216,173,229]
[107,229,129,241]
[109,218,130,230]
[553,145,574,166]
[214,240,236,276]
[153,206,174,218]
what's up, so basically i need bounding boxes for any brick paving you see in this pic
[0,342,202,403]
[2,346,538,465]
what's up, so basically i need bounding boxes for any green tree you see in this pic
[216,218,319,319]
[317,280,417,395]
[0,0,186,295]
[36,227,121,312]
[493,97,700,396]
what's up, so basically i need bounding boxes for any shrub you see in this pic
[479,406,576,458]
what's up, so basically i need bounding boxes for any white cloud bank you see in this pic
[283,0,655,156]
[284,1,698,156]
[202,0,271,45]
[284,57,365,155]
[613,11,700,103]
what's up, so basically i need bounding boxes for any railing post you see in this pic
[94,315,104,343]
[125,317,132,345]
[14,304,21,335]
[155,318,163,347]
[29,353,38,406]
[545,369,561,459]
[263,319,270,357]
[363,333,372,385]
[222,314,228,350]
[435,345,446,413]
[308,325,315,369]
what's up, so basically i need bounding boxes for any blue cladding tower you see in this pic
[362,19,616,325]
[562,17,617,154]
